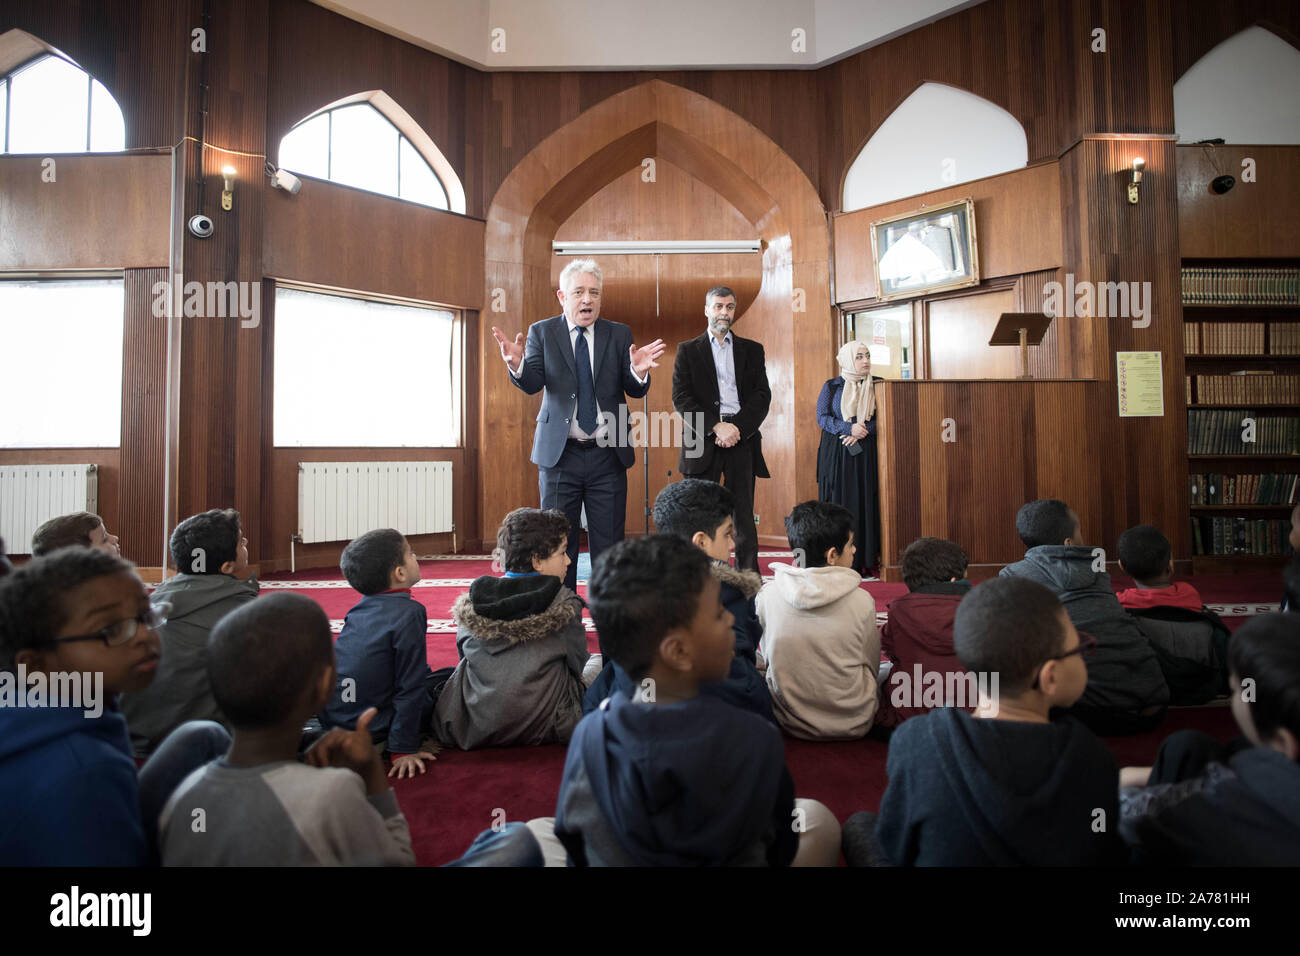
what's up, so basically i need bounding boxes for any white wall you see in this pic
[841,82,1028,212]
[1174,26,1300,145]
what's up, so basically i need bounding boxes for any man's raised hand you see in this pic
[630,339,667,376]
[492,326,524,372]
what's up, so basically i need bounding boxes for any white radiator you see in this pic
[297,461,453,544]
[0,464,98,554]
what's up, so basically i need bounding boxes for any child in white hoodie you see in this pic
[757,501,879,739]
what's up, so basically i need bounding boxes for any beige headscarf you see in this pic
[837,340,876,424]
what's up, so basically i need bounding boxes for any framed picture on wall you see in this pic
[870,197,979,301]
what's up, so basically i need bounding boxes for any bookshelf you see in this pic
[1182,259,1299,572]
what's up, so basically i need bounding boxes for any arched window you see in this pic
[278,92,465,213]
[842,83,1027,212]
[0,52,125,154]
[1174,26,1300,144]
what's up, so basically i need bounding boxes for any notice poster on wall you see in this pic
[1116,351,1164,417]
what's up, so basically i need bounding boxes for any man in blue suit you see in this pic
[492,259,665,591]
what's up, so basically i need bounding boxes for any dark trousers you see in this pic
[697,440,759,572]
[540,440,627,591]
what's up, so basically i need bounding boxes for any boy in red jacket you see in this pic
[1115,525,1203,610]
[874,537,973,734]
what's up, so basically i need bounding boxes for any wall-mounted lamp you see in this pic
[221,165,237,211]
[1126,158,1144,205]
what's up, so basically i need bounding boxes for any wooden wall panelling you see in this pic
[831,162,1063,305]
[1177,145,1300,258]
[117,267,169,565]
[0,153,172,270]
[926,288,1022,379]
[1171,0,1300,80]
[262,179,486,308]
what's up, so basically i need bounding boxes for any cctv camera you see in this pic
[188,214,215,238]
[1211,175,1236,195]
[271,168,303,194]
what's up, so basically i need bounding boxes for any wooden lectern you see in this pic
[989,313,1053,379]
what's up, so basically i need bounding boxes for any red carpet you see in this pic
[259,555,1276,865]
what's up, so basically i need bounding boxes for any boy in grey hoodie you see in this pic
[119,509,258,756]
[999,499,1168,736]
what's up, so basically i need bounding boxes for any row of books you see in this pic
[1188,373,1300,405]
[1191,517,1292,556]
[1183,321,1300,355]
[1187,410,1300,455]
[1188,473,1300,505]
[1181,266,1300,306]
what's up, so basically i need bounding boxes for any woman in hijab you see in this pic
[815,340,882,576]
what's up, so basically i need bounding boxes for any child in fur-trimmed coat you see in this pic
[433,509,599,749]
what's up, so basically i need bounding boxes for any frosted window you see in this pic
[0,79,7,152]
[8,55,89,153]
[278,111,329,180]
[274,287,458,447]
[0,278,124,447]
[329,104,399,197]
[89,78,125,151]
[399,137,448,209]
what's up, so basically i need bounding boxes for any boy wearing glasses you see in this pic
[0,549,165,865]
[842,577,1124,866]
[119,509,258,756]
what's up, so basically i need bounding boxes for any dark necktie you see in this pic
[574,326,599,435]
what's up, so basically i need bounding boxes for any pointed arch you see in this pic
[0,28,124,153]
[840,82,1027,212]
[1174,26,1300,145]
[277,90,466,213]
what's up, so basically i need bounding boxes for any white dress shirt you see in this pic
[510,318,648,440]
[709,330,740,416]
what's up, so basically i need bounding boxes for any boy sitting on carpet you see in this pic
[841,576,1124,866]
[433,508,596,749]
[1000,499,1169,736]
[757,500,878,739]
[583,479,773,723]
[1118,613,1300,865]
[160,593,416,866]
[1115,523,1228,705]
[530,535,841,866]
[873,536,973,733]
[0,549,160,865]
[319,528,436,779]
[31,510,121,557]
[119,508,259,756]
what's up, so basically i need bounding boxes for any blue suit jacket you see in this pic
[510,315,652,469]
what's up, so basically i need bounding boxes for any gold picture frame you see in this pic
[869,197,979,302]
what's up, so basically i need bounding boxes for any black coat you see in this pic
[671,332,771,477]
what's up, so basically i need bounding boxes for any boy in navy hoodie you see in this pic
[842,576,1124,866]
[583,479,773,723]
[535,535,839,866]
[1000,498,1169,735]
[1120,612,1300,865]
[0,549,162,865]
[319,528,436,779]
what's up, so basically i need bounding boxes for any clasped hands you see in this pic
[841,422,869,447]
[713,421,741,448]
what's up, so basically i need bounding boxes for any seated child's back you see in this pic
[557,536,813,866]
[584,479,773,723]
[435,508,590,748]
[757,501,878,739]
[119,509,258,756]
[0,549,160,865]
[873,577,1123,866]
[160,594,414,866]
[1000,500,1168,719]
[319,529,431,757]
[875,537,973,729]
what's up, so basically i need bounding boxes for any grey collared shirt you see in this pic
[709,331,740,416]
